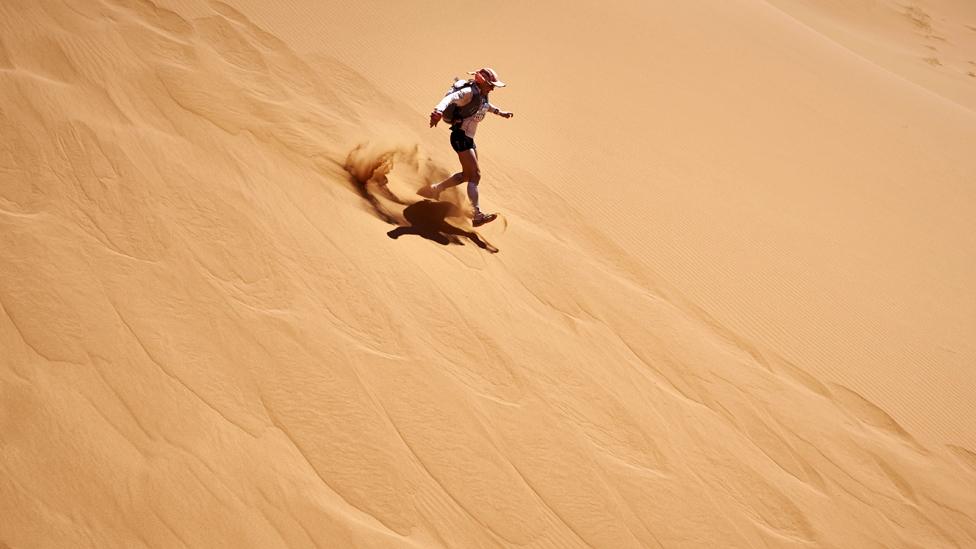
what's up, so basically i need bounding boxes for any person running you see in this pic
[420,67,514,227]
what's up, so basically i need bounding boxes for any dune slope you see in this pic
[2,0,975,548]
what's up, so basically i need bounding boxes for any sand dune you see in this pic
[1,0,975,547]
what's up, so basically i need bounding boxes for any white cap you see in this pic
[468,67,506,87]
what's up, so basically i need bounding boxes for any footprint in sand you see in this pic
[904,5,933,32]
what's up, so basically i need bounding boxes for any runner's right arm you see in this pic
[434,87,473,114]
[431,87,474,127]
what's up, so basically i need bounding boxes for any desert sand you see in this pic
[1,0,975,547]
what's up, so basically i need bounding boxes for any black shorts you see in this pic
[450,127,476,153]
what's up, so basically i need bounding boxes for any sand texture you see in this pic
[1,0,975,547]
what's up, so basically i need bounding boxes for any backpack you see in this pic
[441,78,484,125]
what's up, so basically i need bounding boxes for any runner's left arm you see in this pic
[488,102,514,119]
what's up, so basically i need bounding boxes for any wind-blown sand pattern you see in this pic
[1,0,974,547]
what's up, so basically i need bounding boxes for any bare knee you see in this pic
[464,168,481,183]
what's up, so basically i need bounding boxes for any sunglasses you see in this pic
[477,71,496,88]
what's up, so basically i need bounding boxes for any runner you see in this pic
[421,67,514,227]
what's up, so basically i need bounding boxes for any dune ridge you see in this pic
[2,0,975,547]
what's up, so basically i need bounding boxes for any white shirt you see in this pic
[435,87,498,139]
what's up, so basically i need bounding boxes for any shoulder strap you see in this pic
[455,83,483,119]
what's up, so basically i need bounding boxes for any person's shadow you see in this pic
[388,200,498,253]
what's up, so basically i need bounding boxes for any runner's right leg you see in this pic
[427,149,478,204]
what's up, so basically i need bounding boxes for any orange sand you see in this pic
[2,0,974,547]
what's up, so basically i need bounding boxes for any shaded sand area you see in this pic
[1,0,975,547]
